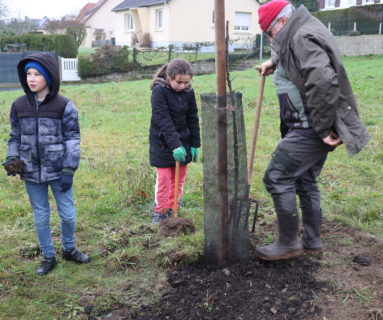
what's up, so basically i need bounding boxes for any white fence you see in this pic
[60,57,81,81]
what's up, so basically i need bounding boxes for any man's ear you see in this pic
[280,16,289,25]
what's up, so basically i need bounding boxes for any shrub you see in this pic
[111,46,131,72]
[346,30,361,36]
[131,32,139,46]
[77,45,135,78]
[77,55,94,78]
[0,34,78,57]
[139,32,152,48]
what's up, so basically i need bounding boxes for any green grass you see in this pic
[78,46,249,66]
[0,55,382,319]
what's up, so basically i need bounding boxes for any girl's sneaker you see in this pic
[166,209,173,218]
[152,213,166,224]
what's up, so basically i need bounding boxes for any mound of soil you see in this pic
[159,217,196,237]
[92,219,383,320]
[127,254,327,320]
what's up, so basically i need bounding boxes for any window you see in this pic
[94,29,106,41]
[124,13,134,31]
[326,0,335,6]
[234,12,251,31]
[156,9,163,29]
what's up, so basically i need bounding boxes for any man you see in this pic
[254,0,370,261]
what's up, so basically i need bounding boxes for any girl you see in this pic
[3,53,89,275]
[149,59,201,224]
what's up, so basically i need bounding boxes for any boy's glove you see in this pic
[190,147,199,162]
[172,146,186,162]
[2,158,25,176]
[59,172,74,193]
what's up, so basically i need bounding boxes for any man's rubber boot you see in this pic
[301,208,323,255]
[255,212,304,261]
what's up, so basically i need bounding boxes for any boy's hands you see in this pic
[59,173,74,192]
[172,146,186,162]
[2,158,25,176]
[190,147,199,162]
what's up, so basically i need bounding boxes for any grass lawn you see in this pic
[78,46,248,66]
[0,55,382,319]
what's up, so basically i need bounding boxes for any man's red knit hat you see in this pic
[258,0,290,32]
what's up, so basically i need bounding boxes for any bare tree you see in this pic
[44,19,64,35]
[4,17,39,35]
[0,0,8,19]
[44,15,87,47]
[66,21,87,47]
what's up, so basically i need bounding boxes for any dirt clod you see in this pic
[352,255,373,266]
[159,217,195,237]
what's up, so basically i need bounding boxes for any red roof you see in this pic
[78,0,109,23]
[76,2,97,22]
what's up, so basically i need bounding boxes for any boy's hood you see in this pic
[17,52,60,102]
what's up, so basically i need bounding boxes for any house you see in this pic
[78,0,261,49]
[112,0,261,50]
[319,0,381,10]
[79,0,122,47]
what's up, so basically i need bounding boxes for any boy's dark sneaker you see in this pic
[152,213,167,224]
[62,248,90,264]
[36,256,57,276]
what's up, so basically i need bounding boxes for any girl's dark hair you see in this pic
[150,58,193,89]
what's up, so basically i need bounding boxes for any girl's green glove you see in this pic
[172,146,186,162]
[190,147,199,162]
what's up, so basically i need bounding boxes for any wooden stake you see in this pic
[172,161,180,218]
[247,73,266,185]
[215,0,228,266]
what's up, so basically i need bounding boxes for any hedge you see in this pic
[0,34,78,58]
[312,4,383,35]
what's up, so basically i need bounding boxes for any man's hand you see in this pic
[256,60,275,76]
[322,131,342,147]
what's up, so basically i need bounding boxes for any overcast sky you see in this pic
[5,0,92,19]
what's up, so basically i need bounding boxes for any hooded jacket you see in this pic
[6,52,80,183]
[271,5,370,155]
[149,78,200,168]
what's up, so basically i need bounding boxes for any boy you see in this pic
[3,52,90,275]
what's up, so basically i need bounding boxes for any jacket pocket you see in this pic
[44,144,64,173]
[263,147,302,188]
[19,144,33,173]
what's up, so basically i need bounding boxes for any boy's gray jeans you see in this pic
[263,132,335,216]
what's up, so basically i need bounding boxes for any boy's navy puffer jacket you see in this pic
[149,80,200,168]
[6,52,80,183]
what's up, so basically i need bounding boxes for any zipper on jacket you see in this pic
[34,95,42,183]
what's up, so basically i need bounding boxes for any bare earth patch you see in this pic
[90,219,383,320]
[316,221,383,320]
[159,217,196,238]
